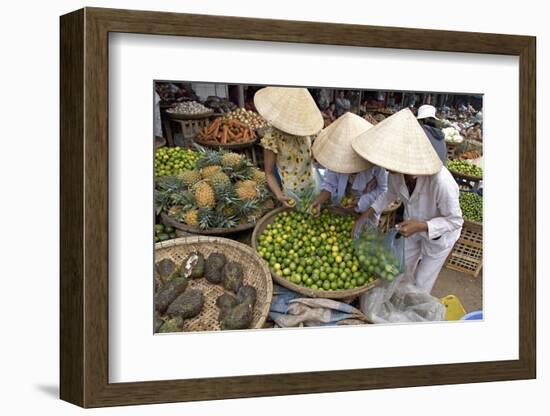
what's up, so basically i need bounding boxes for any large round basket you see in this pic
[251,207,378,299]
[161,213,258,236]
[449,169,483,182]
[155,236,273,331]
[193,137,258,150]
[166,110,215,120]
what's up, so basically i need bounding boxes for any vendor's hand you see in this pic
[397,219,428,237]
[309,198,323,216]
[366,178,377,193]
[277,195,294,209]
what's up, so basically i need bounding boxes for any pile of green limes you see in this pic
[459,192,483,222]
[448,160,483,178]
[155,147,199,177]
[256,210,376,291]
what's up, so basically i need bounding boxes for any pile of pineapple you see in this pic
[155,150,275,230]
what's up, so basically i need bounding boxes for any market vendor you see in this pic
[254,87,324,207]
[352,108,463,293]
[309,112,388,215]
[416,104,446,163]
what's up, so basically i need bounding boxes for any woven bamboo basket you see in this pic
[161,213,259,236]
[445,219,483,277]
[448,168,483,183]
[166,110,214,120]
[155,236,273,331]
[193,137,258,150]
[251,207,379,299]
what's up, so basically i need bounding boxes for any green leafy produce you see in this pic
[204,252,227,284]
[180,252,205,279]
[166,289,204,319]
[256,210,376,291]
[222,261,244,293]
[220,302,253,330]
[154,276,188,313]
[448,159,483,178]
[155,147,200,177]
[459,192,483,222]
[158,316,184,333]
[155,258,178,281]
[216,292,239,321]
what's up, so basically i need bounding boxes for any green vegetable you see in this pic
[459,192,483,222]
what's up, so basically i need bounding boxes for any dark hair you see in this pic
[473,122,481,127]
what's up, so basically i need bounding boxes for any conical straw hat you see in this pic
[312,112,374,173]
[254,87,323,136]
[352,108,443,175]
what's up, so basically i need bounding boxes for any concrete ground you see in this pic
[432,268,482,313]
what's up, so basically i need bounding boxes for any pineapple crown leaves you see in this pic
[195,148,223,169]
[170,190,196,209]
[154,190,173,215]
[155,176,185,193]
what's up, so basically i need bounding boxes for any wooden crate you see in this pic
[446,142,459,159]
[445,219,483,277]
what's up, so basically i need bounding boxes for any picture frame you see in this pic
[60,7,536,408]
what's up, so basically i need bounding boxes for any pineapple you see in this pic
[235,180,259,201]
[168,205,185,219]
[251,168,267,186]
[200,165,222,179]
[221,152,243,167]
[208,171,231,189]
[194,181,216,208]
[184,209,199,226]
[178,170,201,188]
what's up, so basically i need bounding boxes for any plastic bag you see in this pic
[285,183,320,213]
[353,222,404,282]
[360,276,446,323]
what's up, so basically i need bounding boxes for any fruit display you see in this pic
[448,159,483,178]
[166,100,212,116]
[442,127,464,144]
[155,149,274,229]
[223,108,267,130]
[256,210,376,291]
[154,249,257,332]
[459,191,483,223]
[197,117,257,145]
[155,223,176,242]
[353,226,403,282]
[155,147,200,177]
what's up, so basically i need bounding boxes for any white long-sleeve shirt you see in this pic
[371,167,463,255]
[320,167,388,213]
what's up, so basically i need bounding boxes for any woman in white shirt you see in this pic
[352,108,463,293]
[309,112,387,214]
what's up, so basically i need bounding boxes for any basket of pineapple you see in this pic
[155,149,276,236]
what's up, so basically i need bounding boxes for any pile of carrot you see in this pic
[197,117,256,144]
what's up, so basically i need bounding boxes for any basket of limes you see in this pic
[252,207,379,299]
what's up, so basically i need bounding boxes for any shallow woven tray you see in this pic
[193,137,258,150]
[167,110,214,120]
[251,207,378,299]
[161,212,258,236]
[155,236,273,331]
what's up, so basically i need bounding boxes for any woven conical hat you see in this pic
[312,112,374,173]
[254,87,323,136]
[352,108,443,175]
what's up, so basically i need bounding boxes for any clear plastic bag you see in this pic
[353,222,404,282]
[360,275,446,323]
